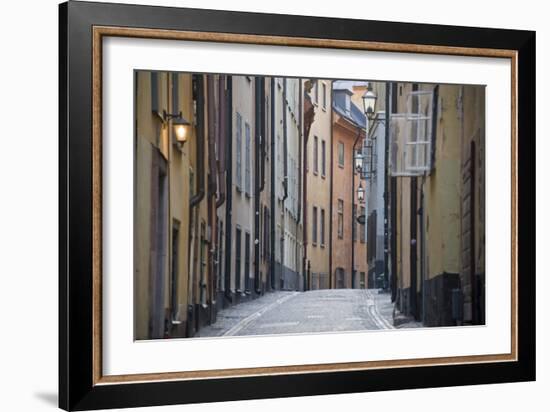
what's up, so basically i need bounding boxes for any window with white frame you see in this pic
[320,208,325,246]
[313,136,319,174]
[406,90,433,172]
[389,89,434,176]
[321,139,326,177]
[337,199,344,238]
[338,142,345,167]
[312,206,318,246]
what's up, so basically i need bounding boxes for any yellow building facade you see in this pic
[388,82,485,326]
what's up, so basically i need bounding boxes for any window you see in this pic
[235,112,242,190]
[171,72,179,115]
[320,208,325,246]
[360,206,366,243]
[353,204,357,242]
[244,232,251,292]
[338,142,345,167]
[337,199,344,238]
[389,88,435,176]
[312,206,318,245]
[263,207,270,261]
[322,82,327,110]
[170,220,180,320]
[321,140,326,177]
[217,220,224,290]
[245,121,251,196]
[314,81,319,104]
[313,136,318,174]
[235,227,242,291]
[151,72,159,114]
[391,83,398,114]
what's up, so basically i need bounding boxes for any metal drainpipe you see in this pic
[216,75,226,209]
[270,78,276,291]
[254,77,261,294]
[300,81,308,292]
[282,78,289,201]
[329,100,333,288]
[190,75,205,208]
[383,82,390,291]
[281,78,288,289]
[223,77,233,301]
[297,80,303,291]
[259,77,266,192]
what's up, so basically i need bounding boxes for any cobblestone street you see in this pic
[196,289,397,338]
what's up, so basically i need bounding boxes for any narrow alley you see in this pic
[196,289,399,338]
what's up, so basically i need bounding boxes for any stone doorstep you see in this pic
[392,309,416,327]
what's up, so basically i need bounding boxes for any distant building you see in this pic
[303,79,332,290]
[352,82,387,288]
[331,83,368,289]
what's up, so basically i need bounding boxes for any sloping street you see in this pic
[196,289,396,338]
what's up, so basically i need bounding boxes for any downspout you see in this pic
[190,74,205,207]
[207,76,217,196]
[270,77,276,290]
[384,82,391,291]
[281,78,289,289]
[282,78,289,201]
[297,80,303,291]
[297,81,302,225]
[259,77,266,192]
[223,77,233,301]
[300,81,307,292]
[206,75,217,316]
[216,75,227,209]
[254,77,261,293]
[329,102,334,288]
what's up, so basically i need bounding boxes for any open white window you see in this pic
[390,90,434,176]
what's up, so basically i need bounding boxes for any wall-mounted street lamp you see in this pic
[354,151,364,174]
[357,182,365,204]
[362,83,377,120]
[163,110,191,146]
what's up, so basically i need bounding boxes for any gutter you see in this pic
[223,77,233,301]
[269,78,276,290]
[216,75,227,208]
[190,75,205,207]
[254,77,262,293]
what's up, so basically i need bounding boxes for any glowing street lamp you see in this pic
[362,83,377,120]
[357,182,365,203]
[163,110,191,145]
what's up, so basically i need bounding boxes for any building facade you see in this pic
[303,79,333,290]
[135,72,217,339]
[387,82,486,326]
[331,83,368,289]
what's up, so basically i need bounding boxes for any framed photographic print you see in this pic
[59,1,535,410]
